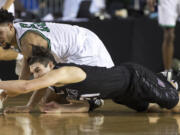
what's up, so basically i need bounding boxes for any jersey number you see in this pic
[19,22,50,32]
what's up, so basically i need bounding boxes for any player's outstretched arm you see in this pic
[0,69,61,96]
[0,66,86,96]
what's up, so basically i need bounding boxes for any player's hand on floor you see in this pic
[40,101,62,113]
[4,106,32,113]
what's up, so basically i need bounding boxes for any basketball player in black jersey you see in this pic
[1,46,180,113]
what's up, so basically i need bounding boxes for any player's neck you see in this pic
[10,28,18,48]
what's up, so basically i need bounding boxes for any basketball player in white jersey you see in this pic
[0,9,114,112]
[148,0,180,71]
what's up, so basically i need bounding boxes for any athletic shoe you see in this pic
[160,70,180,90]
[88,98,104,111]
[80,94,104,111]
[172,58,180,90]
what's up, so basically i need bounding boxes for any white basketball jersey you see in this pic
[14,22,114,68]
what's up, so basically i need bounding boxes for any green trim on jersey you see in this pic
[19,22,50,32]
[159,24,176,28]
[19,30,51,49]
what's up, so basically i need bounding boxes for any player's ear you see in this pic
[8,23,14,31]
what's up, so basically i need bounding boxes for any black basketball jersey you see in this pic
[52,63,131,100]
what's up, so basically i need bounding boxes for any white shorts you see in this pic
[158,0,180,27]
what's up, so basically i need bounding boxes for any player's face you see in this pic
[0,23,14,47]
[30,62,52,78]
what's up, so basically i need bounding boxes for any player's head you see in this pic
[28,46,56,78]
[0,9,15,49]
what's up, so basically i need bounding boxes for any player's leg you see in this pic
[162,28,175,70]
[158,0,178,70]
[113,97,149,112]
[113,63,179,112]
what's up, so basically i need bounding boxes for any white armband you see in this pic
[16,53,23,60]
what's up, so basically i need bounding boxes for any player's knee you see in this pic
[164,28,175,45]
[161,87,179,109]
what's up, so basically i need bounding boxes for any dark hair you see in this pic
[27,46,56,67]
[0,9,14,23]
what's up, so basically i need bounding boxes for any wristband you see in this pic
[16,53,23,60]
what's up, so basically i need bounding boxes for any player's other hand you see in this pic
[147,0,157,12]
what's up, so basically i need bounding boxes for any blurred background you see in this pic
[14,0,148,21]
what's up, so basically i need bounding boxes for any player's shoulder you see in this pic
[20,32,40,45]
